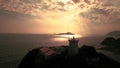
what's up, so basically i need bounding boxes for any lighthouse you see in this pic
[68,37,79,56]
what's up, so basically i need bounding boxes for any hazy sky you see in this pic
[0,0,120,35]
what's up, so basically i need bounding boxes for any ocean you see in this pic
[0,34,120,68]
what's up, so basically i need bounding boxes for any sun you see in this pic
[58,0,70,4]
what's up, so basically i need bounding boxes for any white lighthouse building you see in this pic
[68,37,79,56]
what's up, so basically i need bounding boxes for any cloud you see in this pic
[0,0,119,34]
[0,9,35,22]
[21,0,42,3]
[0,0,99,15]
[79,0,120,24]
[101,0,120,7]
[72,0,79,3]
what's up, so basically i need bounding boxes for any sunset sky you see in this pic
[0,0,120,35]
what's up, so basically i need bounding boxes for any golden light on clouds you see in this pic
[58,0,70,4]
[35,10,81,33]
[0,0,120,34]
[33,1,102,34]
[34,0,93,34]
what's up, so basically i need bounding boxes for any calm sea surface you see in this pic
[0,34,120,68]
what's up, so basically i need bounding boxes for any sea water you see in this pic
[0,34,70,68]
[0,34,120,68]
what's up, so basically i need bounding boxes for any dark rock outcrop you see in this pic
[107,31,120,37]
[101,37,116,46]
[101,37,120,52]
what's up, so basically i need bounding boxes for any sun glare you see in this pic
[36,0,92,34]
[58,0,70,4]
[52,34,83,42]
[60,34,83,38]
[52,38,68,42]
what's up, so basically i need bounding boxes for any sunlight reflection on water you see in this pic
[52,34,82,42]
[52,38,68,41]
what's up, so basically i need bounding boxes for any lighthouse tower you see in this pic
[68,37,79,56]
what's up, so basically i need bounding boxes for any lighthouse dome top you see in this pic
[69,36,79,42]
